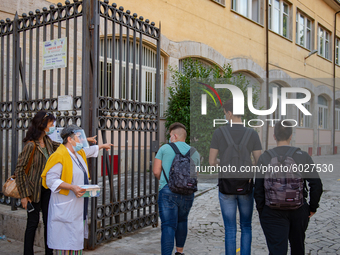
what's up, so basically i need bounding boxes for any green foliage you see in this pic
[165,58,260,166]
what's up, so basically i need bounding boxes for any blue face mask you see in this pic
[46,126,55,136]
[73,140,83,152]
[169,138,171,143]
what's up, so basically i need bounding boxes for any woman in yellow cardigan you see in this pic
[41,125,112,254]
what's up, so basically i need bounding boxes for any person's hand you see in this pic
[99,143,114,151]
[309,212,316,218]
[21,197,31,209]
[72,185,86,198]
[87,135,97,144]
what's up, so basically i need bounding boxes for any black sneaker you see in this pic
[175,253,184,255]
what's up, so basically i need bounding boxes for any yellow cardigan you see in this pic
[41,144,89,196]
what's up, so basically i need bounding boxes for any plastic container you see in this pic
[79,185,100,197]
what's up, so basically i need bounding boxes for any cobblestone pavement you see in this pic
[87,155,340,255]
[1,155,339,255]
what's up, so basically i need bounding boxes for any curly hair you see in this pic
[23,111,56,142]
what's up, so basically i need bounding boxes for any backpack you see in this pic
[162,143,198,195]
[264,147,304,210]
[218,126,254,195]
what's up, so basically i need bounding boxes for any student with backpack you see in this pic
[209,99,262,255]
[254,120,323,255]
[153,122,200,255]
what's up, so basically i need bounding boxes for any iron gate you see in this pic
[0,0,161,249]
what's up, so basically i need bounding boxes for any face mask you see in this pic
[169,138,171,143]
[46,126,55,135]
[72,140,83,152]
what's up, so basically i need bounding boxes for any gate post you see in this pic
[11,13,20,210]
[82,0,99,249]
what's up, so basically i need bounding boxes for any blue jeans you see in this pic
[158,185,194,255]
[219,190,254,255]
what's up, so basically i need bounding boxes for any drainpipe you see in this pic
[266,0,269,150]
[333,11,340,155]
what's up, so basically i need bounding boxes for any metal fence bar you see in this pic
[65,8,70,95]
[73,16,77,97]
[11,13,20,210]
[49,19,54,99]
[35,22,39,100]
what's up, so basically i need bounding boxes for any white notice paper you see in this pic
[58,95,73,111]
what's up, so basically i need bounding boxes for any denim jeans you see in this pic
[158,185,194,255]
[219,190,254,255]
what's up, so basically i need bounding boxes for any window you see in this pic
[269,83,282,119]
[232,0,261,23]
[336,38,340,65]
[269,0,290,38]
[296,12,312,50]
[318,26,331,60]
[318,95,328,129]
[99,38,165,116]
[212,0,226,6]
[336,100,340,130]
[296,93,311,128]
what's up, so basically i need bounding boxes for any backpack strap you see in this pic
[184,147,197,157]
[161,167,169,184]
[168,143,181,154]
[285,147,300,158]
[265,148,279,159]
[239,128,253,146]
[220,126,234,145]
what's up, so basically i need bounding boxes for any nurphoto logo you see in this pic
[199,83,312,127]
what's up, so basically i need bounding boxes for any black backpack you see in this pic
[218,126,254,195]
[264,147,304,210]
[162,143,198,195]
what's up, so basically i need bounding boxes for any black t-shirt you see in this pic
[210,124,262,156]
[254,146,323,213]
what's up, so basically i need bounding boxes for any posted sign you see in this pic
[42,37,67,70]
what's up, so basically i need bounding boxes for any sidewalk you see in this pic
[1,155,339,255]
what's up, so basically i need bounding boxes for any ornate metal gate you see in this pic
[0,0,160,249]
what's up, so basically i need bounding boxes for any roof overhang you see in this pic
[323,0,340,11]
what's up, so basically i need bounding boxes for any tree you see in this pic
[165,58,260,166]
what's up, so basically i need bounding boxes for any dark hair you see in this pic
[222,99,240,116]
[274,120,293,141]
[23,111,56,142]
[169,122,186,133]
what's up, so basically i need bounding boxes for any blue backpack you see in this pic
[162,143,198,195]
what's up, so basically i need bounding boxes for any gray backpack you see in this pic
[264,147,304,210]
[162,143,198,195]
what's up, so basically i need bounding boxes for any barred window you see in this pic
[99,38,165,116]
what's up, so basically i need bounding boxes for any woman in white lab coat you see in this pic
[41,125,112,254]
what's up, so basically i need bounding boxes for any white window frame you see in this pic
[296,93,311,128]
[99,38,165,116]
[318,96,328,129]
[296,11,312,50]
[336,100,340,130]
[269,0,290,38]
[232,0,261,23]
[336,38,340,65]
[269,83,282,119]
[318,26,331,60]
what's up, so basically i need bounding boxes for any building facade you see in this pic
[2,0,340,155]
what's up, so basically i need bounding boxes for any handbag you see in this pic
[1,142,36,199]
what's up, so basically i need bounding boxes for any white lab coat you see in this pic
[45,145,99,250]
